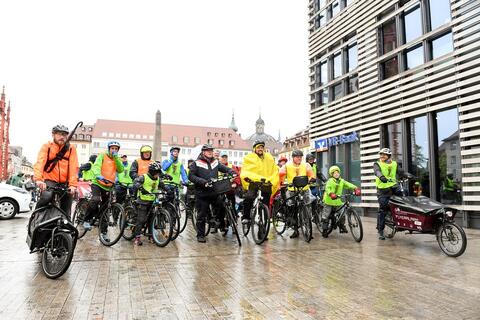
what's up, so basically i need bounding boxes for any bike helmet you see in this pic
[291,150,303,157]
[252,140,265,149]
[107,141,121,149]
[148,161,162,175]
[306,154,315,161]
[170,146,180,153]
[201,144,214,151]
[52,124,69,134]
[328,165,341,176]
[379,148,392,156]
[140,145,152,153]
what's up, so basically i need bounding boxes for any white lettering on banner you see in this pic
[314,131,359,151]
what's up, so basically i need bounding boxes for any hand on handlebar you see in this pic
[68,186,77,195]
[329,193,338,200]
[36,181,47,191]
[244,177,252,183]
[354,188,361,196]
[379,176,388,183]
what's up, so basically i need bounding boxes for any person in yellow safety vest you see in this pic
[115,154,133,204]
[129,145,154,181]
[131,162,162,246]
[79,155,97,182]
[240,140,279,224]
[279,149,316,238]
[82,141,124,242]
[373,147,406,240]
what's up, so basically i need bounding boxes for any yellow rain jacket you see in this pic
[241,151,279,195]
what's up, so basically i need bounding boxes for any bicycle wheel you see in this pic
[98,203,124,246]
[72,199,89,239]
[251,203,270,245]
[42,231,74,279]
[347,208,363,243]
[151,207,173,247]
[272,199,287,235]
[121,205,137,241]
[226,205,241,246]
[314,200,324,233]
[436,222,467,257]
[166,203,181,241]
[299,205,313,243]
[178,200,188,234]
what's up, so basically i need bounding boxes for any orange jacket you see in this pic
[34,142,79,187]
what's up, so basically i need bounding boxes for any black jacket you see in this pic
[188,155,234,198]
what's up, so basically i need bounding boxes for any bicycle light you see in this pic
[445,210,453,218]
[63,219,69,225]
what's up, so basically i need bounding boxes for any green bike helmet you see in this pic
[328,165,341,176]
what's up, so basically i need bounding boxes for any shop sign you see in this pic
[314,131,359,151]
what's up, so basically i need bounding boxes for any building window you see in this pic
[405,44,424,70]
[404,5,423,43]
[228,133,232,138]
[79,134,84,139]
[116,133,121,138]
[234,151,238,157]
[81,127,85,132]
[88,127,93,132]
[333,52,342,78]
[207,132,211,137]
[129,134,135,139]
[321,60,328,84]
[429,0,451,30]
[122,133,128,138]
[183,136,190,144]
[214,132,218,137]
[81,144,86,149]
[219,140,224,146]
[102,132,107,137]
[315,11,326,29]
[135,134,141,139]
[229,140,235,146]
[94,142,100,148]
[208,139,214,144]
[229,151,232,156]
[431,32,454,59]
[86,135,91,141]
[187,149,191,155]
[149,135,154,139]
[194,137,201,144]
[348,75,359,93]
[386,121,404,169]
[450,142,457,150]
[347,43,358,72]
[172,136,178,143]
[221,133,225,137]
[332,82,344,101]
[382,19,397,54]
[331,0,340,18]
[410,116,430,197]
[383,56,398,79]
[450,156,456,165]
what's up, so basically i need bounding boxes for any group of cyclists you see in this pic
[32,124,405,248]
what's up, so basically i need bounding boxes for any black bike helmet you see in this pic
[148,161,162,175]
[306,154,315,161]
[88,154,97,163]
[170,146,180,153]
[292,150,304,157]
[52,124,69,134]
[252,140,265,149]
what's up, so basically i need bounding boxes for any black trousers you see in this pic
[135,202,153,237]
[195,195,221,238]
[377,185,403,232]
[84,184,109,222]
[35,181,73,216]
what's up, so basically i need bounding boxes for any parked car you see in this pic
[0,183,32,220]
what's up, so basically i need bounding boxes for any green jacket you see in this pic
[82,161,95,181]
[118,162,133,186]
[138,173,159,202]
[323,177,357,206]
[92,152,124,191]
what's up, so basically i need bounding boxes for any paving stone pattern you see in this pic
[1,215,479,319]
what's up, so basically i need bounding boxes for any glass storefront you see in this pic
[410,116,430,197]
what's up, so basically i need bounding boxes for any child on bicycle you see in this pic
[132,162,163,246]
[321,165,361,238]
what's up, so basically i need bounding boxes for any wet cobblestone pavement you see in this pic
[1,214,480,320]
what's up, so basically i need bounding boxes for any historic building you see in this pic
[246,114,283,156]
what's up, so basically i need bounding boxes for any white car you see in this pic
[0,183,32,220]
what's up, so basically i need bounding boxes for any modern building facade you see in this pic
[308,0,480,226]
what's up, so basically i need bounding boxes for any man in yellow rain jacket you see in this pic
[240,140,279,224]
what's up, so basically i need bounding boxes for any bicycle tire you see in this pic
[72,199,89,239]
[226,205,241,246]
[178,200,188,234]
[314,200,324,233]
[165,202,180,241]
[272,199,287,235]
[347,208,363,243]
[42,231,74,279]
[121,205,137,241]
[98,203,124,246]
[436,222,467,257]
[299,205,313,243]
[251,203,270,245]
[151,207,173,247]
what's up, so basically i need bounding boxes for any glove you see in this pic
[379,176,388,183]
[329,193,337,200]
[140,188,150,195]
[244,177,252,183]
[36,181,47,191]
[354,188,361,196]
[163,174,173,181]
[111,151,118,157]
[96,175,106,181]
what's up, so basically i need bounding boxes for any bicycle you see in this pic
[322,191,363,242]
[271,176,313,242]
[242,178,271,245]
[164,182,188,239]
[71,178,125,246]
[212,174,241,246]
[118,185,137,241]
[149,190,175,247]
[27,184,78,279]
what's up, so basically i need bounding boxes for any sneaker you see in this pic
[339,225,348,233]
[134,236,143,246]
[290,230,299,239]
[197,236,206,243]
[378,230,385,240]
[83,221,92,231]
[101,233,110,243]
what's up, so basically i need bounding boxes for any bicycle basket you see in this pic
[292,176,309,188]
[213,179,232,195]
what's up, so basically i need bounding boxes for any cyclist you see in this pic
[116,154,133,204]
[188,144,234,243]
[78,155,97,182]
[373,147,404,240]
[279,150,315,238]
[322,165,360,237]
[131,162,163,246]
[33,124,79,215]
[277,156,288,168]
[82,141,124,240]
[240,140,279,224]
[216,151,241,232]
[162,146,189,202]
[130,145,154,181]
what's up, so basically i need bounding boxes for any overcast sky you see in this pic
[0,0,310,161]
